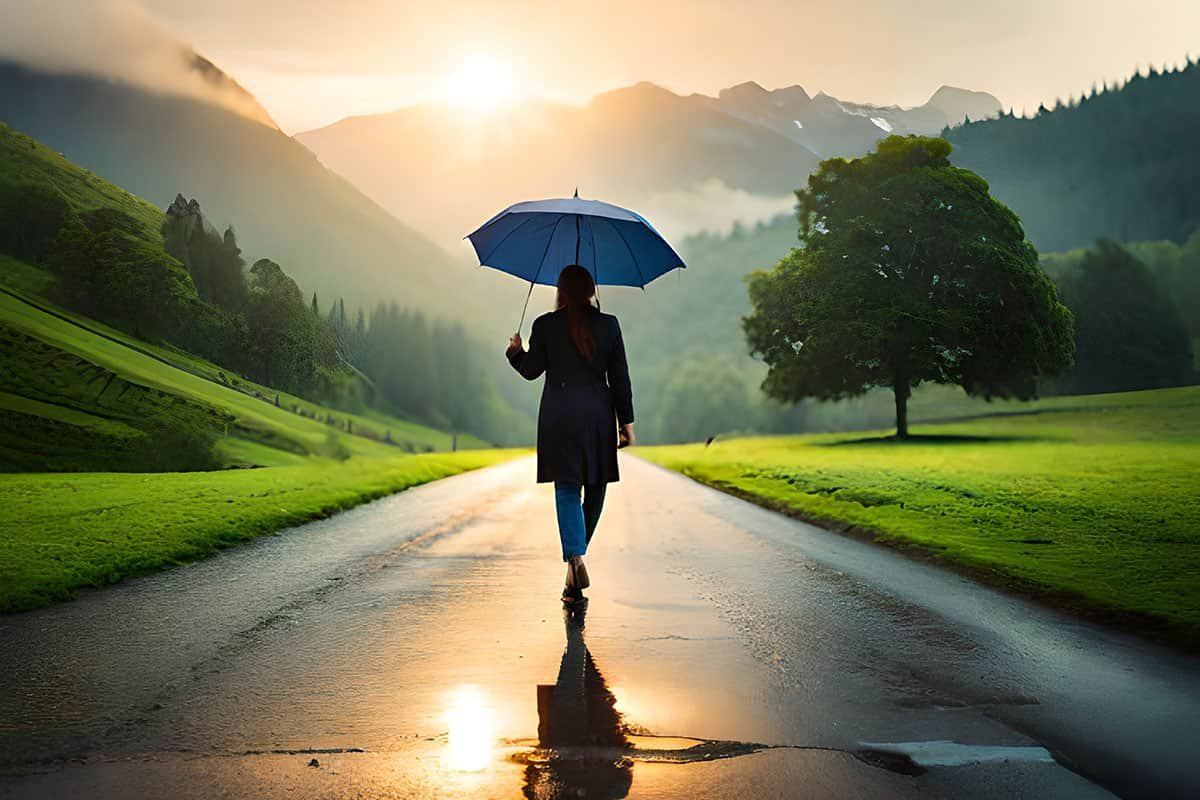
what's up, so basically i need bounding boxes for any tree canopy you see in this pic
[743,135,1074,437]
[1127,230,1200,351]
[1045,240,1194,393]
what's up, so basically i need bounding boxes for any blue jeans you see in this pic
[554,481,606,561]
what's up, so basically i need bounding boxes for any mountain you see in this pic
[947,60,1200,252]
[705,81,873,158]
[925,85,1006,125]
[298,81,822,248]
[0,58,476,318]
[182,50,279,129]
[707,82,1001,158]
[297,79,999,250]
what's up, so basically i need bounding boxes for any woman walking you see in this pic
[506,264,635,605]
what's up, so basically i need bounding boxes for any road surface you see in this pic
[1,455,1197,799]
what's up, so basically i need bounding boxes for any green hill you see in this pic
[0,121,529,445]
[947,59,1200,252]
[0,281,512,613]
[0,125,513,612]
[0,286,485,465]
[0,122,491,456]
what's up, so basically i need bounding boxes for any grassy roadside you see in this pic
[0,449,518,613]
[638,386,1200,649]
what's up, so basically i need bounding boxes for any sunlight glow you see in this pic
[444,685,495,772]
[441,55,516,112]
[609,684,639,721]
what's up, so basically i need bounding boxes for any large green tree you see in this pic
[743,135,1074,437]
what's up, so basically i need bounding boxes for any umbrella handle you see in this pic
[516,279,535,336]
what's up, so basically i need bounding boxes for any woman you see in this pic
[506,264,635,605]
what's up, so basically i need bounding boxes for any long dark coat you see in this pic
[507,307,634,484]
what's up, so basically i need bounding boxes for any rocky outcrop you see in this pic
[166,193,202,218]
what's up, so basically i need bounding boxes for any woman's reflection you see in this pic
[523,604,633,800]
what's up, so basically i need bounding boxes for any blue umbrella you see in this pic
[466,191,686,331]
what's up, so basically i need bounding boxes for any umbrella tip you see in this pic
[573,187,579,198]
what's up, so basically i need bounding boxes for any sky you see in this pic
[17,0,1200,133]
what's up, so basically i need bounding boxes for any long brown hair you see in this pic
[556,264,597,362]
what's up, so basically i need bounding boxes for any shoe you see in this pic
[569,556,590,590]
[562,584,584,604]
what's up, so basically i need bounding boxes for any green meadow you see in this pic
[0,450,511,613]
[639,386,1200,646]
[0,278,514,612]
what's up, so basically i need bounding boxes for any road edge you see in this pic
[628,453,1200,656]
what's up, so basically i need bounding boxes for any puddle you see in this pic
[442,604,1063,798]
[500,603,776,798]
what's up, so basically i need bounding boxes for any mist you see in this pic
[0,0,274,127]
[641,179,795,243]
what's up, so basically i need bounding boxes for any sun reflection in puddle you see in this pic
[608,684,639,721]
[444,685,496,772]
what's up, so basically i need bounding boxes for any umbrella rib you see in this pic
[577,215,593,281]
[533,214,568,285]
[603,218,649,289]
[478,215,538,265]
[581,216,601,308]
[588,216,598,278]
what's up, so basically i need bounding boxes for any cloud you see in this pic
[640,178,795,242]
[0,0,275,126]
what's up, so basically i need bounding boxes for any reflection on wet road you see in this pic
[519,604,777,799]
[523,603,633,799]
[1,455,1197,798]
[445,685,496,772]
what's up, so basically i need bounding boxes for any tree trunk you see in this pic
[893,375,910,439]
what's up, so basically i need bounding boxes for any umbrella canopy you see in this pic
[466,194,686,289]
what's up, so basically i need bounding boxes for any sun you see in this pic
[441,55,516,112]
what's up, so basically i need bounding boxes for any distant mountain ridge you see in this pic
[0,36,1003,327]
[704,81,1001,157]
[297,80,822,248]
[297,79,999,248]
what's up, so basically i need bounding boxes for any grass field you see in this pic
[639,386,1200,647]
[0,450,513,612]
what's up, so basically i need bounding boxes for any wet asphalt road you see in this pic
[1,454,1197,799]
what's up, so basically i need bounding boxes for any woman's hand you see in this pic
[618,422,635,449]
[506,332,523,355]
